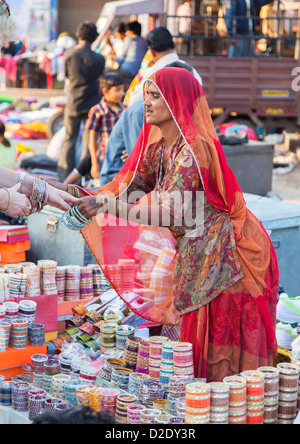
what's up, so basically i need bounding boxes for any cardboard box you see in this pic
[0,344,47,380]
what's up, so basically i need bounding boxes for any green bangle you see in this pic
[0,187,12,214]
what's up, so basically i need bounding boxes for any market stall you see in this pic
[0,249,299,424]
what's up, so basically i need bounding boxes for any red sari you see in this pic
[80,67,279,381]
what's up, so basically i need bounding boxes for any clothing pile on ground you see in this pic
[276,291,300,351]
[0,95,59,141]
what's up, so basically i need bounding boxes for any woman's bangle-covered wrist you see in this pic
[27,177,49,215]
[0,187,12,214]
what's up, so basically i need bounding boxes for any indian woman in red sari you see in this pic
[73,67,279,382]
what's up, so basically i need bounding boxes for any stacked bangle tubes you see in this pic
[76,385,94,405]
[28,324,45,347]
[136,340,150,374]
[173,342,194,377]
[223,375,247,423]
[139,380,165,406]
[54,402,72,414]
[22,363,33,383]
[58,353,72,374]
[140,408,162,424]
[0,320,11,351]
[115,394,137,424]
[100,388,121,417]
[28,394,47,421]
[128,372,151,396]
[80,267,94,299]
[116,325,134,351]
[51,375,71,399]
[185,382,211,424]
[44,358,60,376]
[18,299,37,326]
[241,370,265,424]
[64,378,83,404]
[124,336,141,370]
[0,381,14,406]
[12,382,30,411]
[111,367,133,390]
[10,319,28,349]
[89,387,102,412]
[79,364,98,384]
[127,404,146,424]
[277,363,300,421]
[44,397,63,412]
[257,366,279,423]
[209,382,230,424]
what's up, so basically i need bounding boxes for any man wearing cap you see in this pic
[126,26,202,106]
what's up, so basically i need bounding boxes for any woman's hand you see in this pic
[45,179,68,193]
[0,184,31,218]
[121,150,128,163]
[90,162,100,180]
[73,194,109,220]
[47,185,78,211]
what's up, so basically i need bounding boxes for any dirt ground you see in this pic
[272,162,300,205]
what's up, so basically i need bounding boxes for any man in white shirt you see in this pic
[176,0,193,53]
[127,26,202,106]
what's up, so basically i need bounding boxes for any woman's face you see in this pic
[144,82,172,127]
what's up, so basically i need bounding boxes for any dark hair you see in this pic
[99,72,124,91]
[166,61,194,74]
[76,22,99,43]
[146,27,175,52]
[127,21,142,36]
[0,121,5,137]
[117,22,126,34]
[0,120,10,147]
[33,406,116,425]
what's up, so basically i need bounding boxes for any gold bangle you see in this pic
[0,187,12,214]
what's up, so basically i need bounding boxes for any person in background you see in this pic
[0,0,19,49]
[113,21,148,88]
[64,72,126,185]
[57,22,105,182]
[0,120,16,169]
[99,23,126,69]
[176,0,193,54]
[100,99,144,186]
[224,0,255,57]
[126,26,202,106]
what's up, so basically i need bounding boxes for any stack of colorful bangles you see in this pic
[62,206,92,231]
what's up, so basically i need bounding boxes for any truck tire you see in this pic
[47,111,64,139]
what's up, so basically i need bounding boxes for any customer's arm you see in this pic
[0,166,77,214]
[89,130,100,179]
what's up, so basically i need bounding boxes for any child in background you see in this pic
[64,73,126,185]
[0,120,17,169]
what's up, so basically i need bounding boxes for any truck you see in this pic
[3,0,300,135]
[93,0,300,133]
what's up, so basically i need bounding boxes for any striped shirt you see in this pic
[85,97,126,162]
